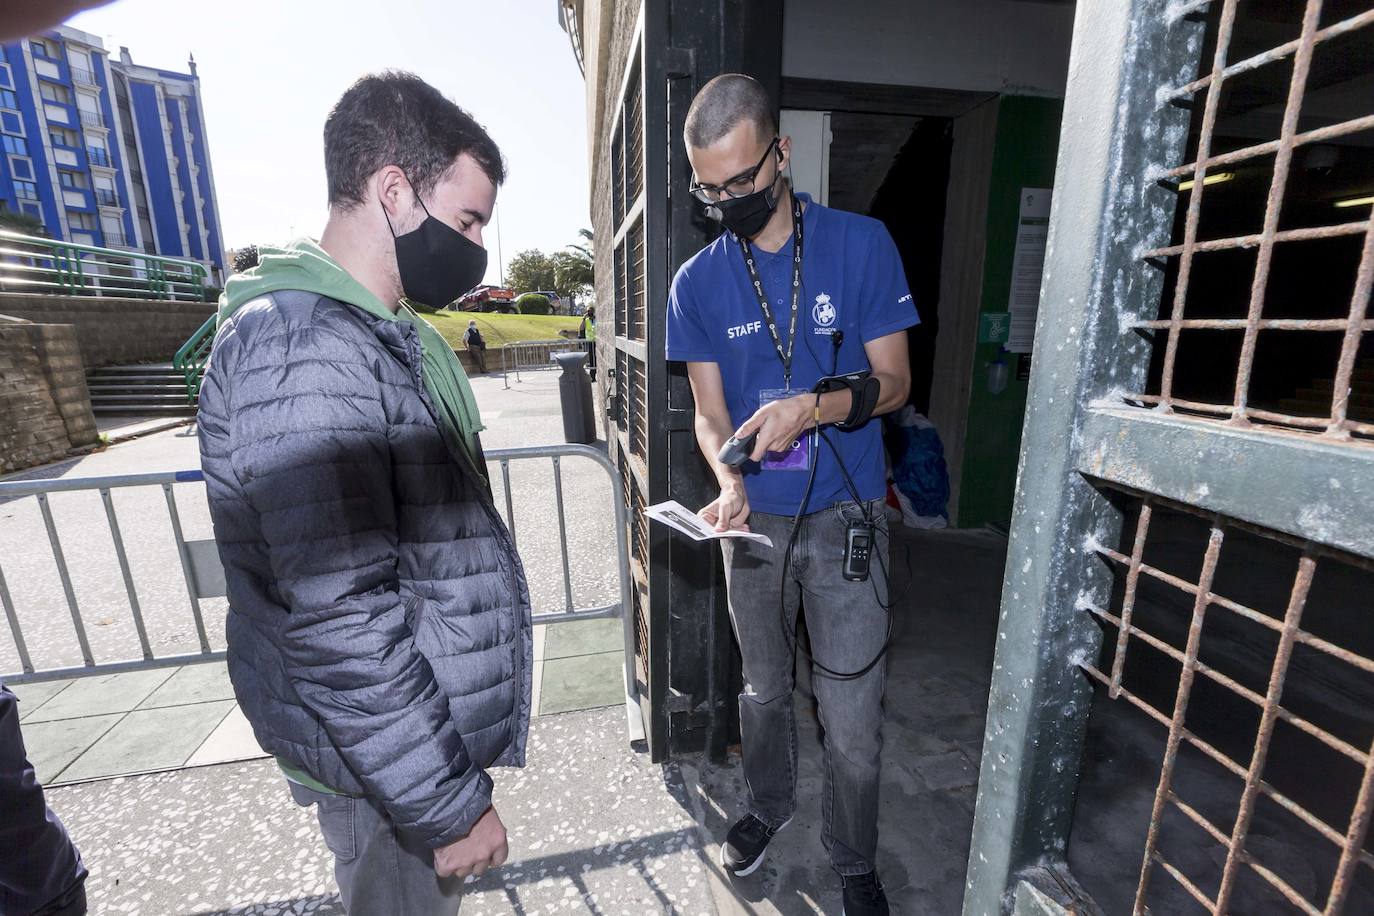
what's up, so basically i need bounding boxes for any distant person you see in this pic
[578,306,597,381]
[0,683,88,916]
[198,72,532,916]
[465,318,488,373]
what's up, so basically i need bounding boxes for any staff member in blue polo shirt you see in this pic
[666,74,916,916]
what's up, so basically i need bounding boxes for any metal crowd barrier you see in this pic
[502,338,593,389]
[0,443,643,742]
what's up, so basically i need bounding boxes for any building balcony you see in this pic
[87,147,111,168]
[71,66,97,87]
[95,188,120,207]
[79,110,104,129]
[102,230,129,247]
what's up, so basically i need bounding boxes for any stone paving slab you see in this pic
[58,699,234,782]
[22,713,124,783]
[137,662,237,709]
[185,704,261,768]
[12,677,76,720]
[539,651,624,716]
[543,617,624,659]
[20,669,175,723]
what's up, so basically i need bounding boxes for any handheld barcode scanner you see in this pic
[718,430,758,467]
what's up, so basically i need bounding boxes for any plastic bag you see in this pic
[887,406,950,528]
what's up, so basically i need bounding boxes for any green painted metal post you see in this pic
[149,258,165,298]
[960,2,1206,913]
[72,249,86,295]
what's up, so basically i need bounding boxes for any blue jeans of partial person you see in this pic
[0,683,88,916]
[289,782,464,916]
[720,498,889,877]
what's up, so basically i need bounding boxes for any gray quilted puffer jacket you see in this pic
[197,289,532,848]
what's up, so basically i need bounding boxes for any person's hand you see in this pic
[736,395,813,462]
[433,805,508,880]
[700,484,750,533]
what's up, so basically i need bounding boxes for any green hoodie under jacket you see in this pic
[217,239,486,484]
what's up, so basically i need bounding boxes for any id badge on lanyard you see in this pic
[758,388,811,471]
[742,196,810,472]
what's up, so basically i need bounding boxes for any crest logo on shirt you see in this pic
[812,292,837,328]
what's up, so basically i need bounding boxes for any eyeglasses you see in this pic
[688,138,779,204]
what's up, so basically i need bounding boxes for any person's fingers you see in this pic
[470,861,489,878]
[492,842,509,868]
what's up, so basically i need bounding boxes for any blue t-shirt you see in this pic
[666,194,918,516]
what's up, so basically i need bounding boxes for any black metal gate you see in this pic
[601,0,783,761]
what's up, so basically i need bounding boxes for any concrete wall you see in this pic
[0,316,99,473]
[0,294,214,368]
[782,0,1075,97]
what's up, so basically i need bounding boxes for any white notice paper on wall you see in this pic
[645,500,774,547]
[1006,188,1052,353]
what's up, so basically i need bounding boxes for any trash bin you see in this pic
[553,351,597,444]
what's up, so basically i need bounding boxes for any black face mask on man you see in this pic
[704,147,783,239]
[385,187,487,308]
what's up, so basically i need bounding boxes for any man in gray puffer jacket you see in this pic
[198,72,531,915]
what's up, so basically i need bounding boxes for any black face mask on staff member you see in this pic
[693,137,784,239]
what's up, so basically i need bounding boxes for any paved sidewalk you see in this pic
[47,706,717,916]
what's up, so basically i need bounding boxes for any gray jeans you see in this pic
[720,498,889,876]
[289,781,463,916]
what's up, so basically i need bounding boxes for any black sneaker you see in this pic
[720,813,790,877]
[842,871,889,916]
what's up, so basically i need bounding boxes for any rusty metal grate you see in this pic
[1080,487,1374,914]
[1127,0,1374,442]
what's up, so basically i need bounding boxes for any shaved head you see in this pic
[684,74,777,150]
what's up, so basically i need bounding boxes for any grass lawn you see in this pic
[424,310,582,349]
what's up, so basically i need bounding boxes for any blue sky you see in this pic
[69,0,591,285]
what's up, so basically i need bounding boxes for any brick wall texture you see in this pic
[0,294,215,369]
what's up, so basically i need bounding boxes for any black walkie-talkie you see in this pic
[843,523,874,582]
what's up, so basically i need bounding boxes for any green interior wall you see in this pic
[956,95,1064,529]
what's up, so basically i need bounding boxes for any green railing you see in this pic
[173,311,218,404]
[0,229,211,302]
